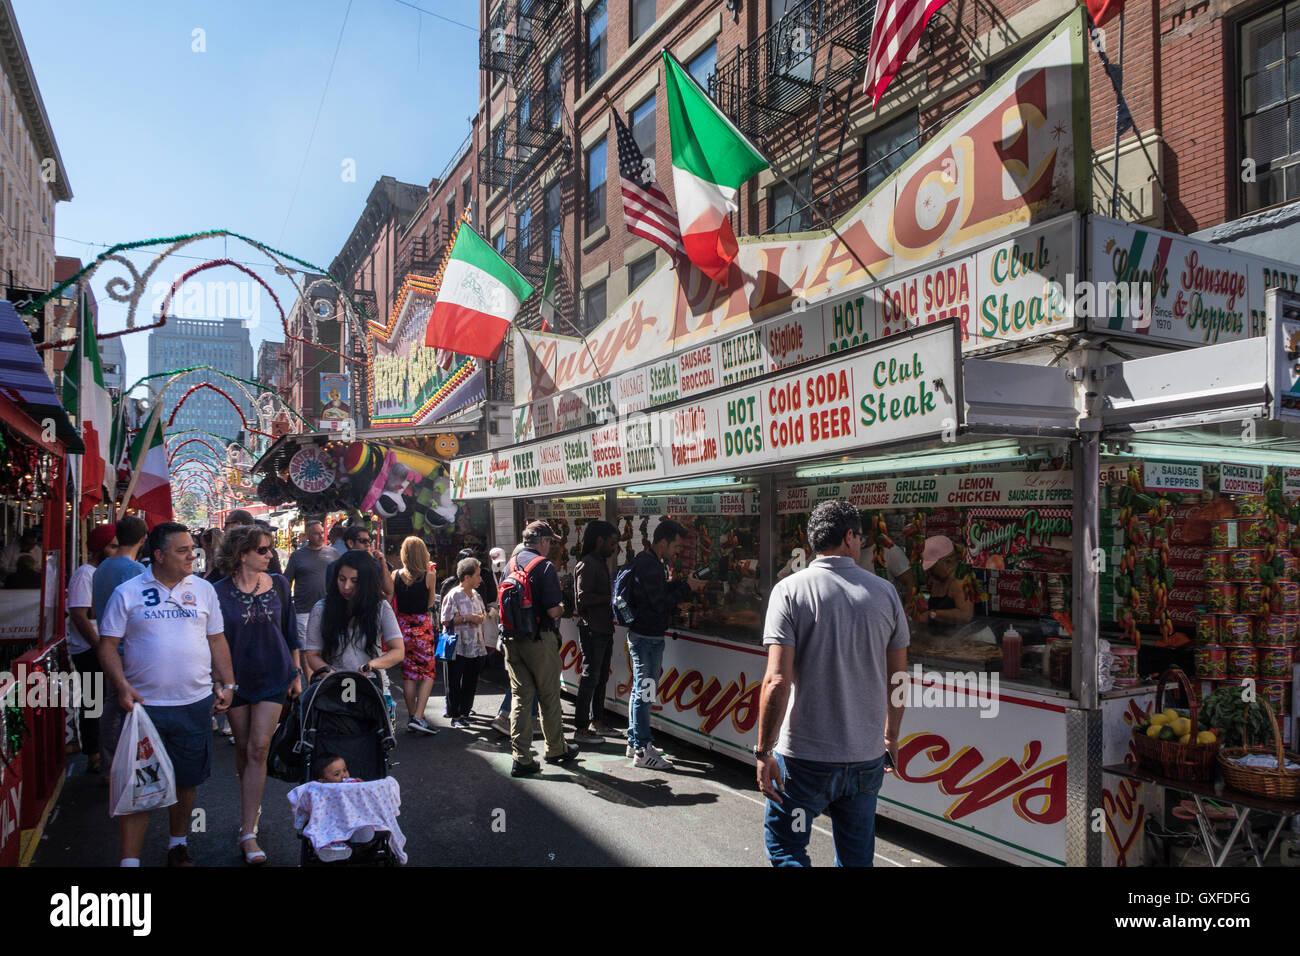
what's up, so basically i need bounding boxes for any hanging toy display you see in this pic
[288,445,337,493]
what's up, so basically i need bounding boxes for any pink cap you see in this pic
[921,535,954,571]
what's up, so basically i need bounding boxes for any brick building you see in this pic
[466,0,1300,379]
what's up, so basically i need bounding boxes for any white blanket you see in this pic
[288,778,407,864]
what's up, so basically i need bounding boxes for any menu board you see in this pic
[452,323,961,501]
[773,471,1074,513]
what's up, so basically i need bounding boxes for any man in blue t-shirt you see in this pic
[92,516,148,622]
[91,515,148,769]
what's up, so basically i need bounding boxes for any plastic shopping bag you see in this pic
[109,704,177,817]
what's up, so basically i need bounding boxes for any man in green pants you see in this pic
[503,521,579,777]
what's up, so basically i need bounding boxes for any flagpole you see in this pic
[1109,10,1125,219]
[662,49,881,286]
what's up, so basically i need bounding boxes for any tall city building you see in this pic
[148,317,253,440]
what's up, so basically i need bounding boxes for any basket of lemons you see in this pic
[1132,667,1220,782]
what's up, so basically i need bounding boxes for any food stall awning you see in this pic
[0,300,83,452]
[1099,336,1270,433]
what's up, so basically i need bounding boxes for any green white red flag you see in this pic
[124,402,173,527]
[60,295,111,517]
[422,226,534,361]
[662,51,769,285]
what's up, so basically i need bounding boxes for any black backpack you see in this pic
[497,554,548,640]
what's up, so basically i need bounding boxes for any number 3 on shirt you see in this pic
[141,588,160,607]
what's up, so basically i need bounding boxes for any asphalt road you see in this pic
[35,659,1001,867]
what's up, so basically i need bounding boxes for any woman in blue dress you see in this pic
[214,524,300,865]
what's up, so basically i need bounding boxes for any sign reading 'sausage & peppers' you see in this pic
[451,322,961,500]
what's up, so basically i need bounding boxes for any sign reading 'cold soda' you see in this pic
[451,323,961,500]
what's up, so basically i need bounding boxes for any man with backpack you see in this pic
[498,521,580,777]
[615,519,705,770]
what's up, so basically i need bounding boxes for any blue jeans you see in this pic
[764,752,887,867]
[498,681,540,719]
[626,632,665,751]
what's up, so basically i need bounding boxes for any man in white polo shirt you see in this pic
[98,521,235,868]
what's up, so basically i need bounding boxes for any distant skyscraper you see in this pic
[99,335,125,400]
[148,318,254,440]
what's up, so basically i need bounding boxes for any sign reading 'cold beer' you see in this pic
[452,323,961,500]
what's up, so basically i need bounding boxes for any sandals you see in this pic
[239,833,267,865]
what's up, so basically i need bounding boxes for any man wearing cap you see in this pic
[502,521,579,777]
[66,524,118,773]
[756,499,910,867]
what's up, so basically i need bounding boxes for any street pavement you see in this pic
[34,659,1001,867]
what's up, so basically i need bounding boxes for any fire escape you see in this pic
[479,0,576,338]
[712,0,878,231]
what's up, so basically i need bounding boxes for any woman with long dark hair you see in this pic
[303,550,405,679]
[212,524,300,865]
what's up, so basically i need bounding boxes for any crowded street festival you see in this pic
[0,0,1297,928]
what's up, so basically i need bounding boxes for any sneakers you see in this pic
[407,716,439,736]
[546,743,580,765]
[632,744,673,770]
[590,722,621,737]
[626,742,635,758]
[510,759,542,778]
[573,729,605,745]
[490,715,510,736]
[166,844,196,867]
[450,718,469,729]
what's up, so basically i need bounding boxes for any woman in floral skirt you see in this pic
[393,536,439,735]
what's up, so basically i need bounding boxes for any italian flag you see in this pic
[423,226,534,361]
[663,51,769,285]
[124,403,173,527]
[60,296,111,518]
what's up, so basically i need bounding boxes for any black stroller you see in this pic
[278,670,400,866]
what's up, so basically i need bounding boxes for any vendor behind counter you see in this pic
[917,535,973,629]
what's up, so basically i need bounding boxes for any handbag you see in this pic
[435,629,458,661]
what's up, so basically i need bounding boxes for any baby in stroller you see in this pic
[285,669,408,865]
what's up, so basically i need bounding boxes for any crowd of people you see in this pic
[57,494,915,868]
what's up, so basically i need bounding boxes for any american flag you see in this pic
[613,110,684,263]
[863,0,954,108]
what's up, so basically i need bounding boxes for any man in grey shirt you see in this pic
[283,520,339,647]
[756,499,909,867]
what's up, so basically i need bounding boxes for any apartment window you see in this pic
[629,252,656,292]
[631,95,656,165]
[447,197,456,227]
[587,0,607,83]
[518,206,533,255]
[583,280,607,333]
[862,110,918,194]
[688,43,718,95]
[518,87,532,130]
[1241,3,1300,211]
[631,0,656,41]
[546,52,563,128]
[462,178,472,206]
[769,172,813,232]
[493,229,506,254]
[492,124,506,159]
[545,180,563,261]
[586,138,607,233]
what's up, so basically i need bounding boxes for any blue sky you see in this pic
[16,0,481,392]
